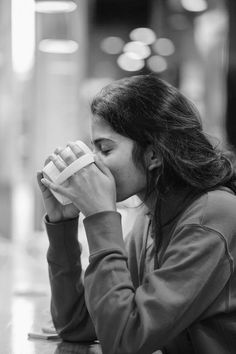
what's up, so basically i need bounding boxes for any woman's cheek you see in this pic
[104,159,119,181]
[96,152,108,164]
[100,154,115,169]
[100,153,122,180]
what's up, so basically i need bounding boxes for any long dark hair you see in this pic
[91,74,236,194]
[91,74,236,263]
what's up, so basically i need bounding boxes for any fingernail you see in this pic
[50,154,57,161]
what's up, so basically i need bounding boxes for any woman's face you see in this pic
[91,117,147,202]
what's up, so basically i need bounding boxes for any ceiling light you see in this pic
[39,39,79,54]
[123,41,151,60]
[35,1,77,13]
[117,53,144,72]
[12,0,35,77]
[147,56,167,73]
[181,0,208,12]
[100,36,124,55]
[129,27,156,45]
[152,38,175,56]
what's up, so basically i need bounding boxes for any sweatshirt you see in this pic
[46,187,236,354]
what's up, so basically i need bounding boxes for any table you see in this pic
[0,235,102,354]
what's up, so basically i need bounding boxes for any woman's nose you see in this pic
[92,149,103,160]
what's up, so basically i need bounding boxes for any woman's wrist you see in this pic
[45,214,78,224]
[45,214,60,223]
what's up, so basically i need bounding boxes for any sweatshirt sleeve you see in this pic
[83,211,232,354]
[45,215,97,342]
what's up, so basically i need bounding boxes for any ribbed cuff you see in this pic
[45,215,81,265]
[83,211,125,254]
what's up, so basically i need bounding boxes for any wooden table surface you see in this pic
[0,235,102,354]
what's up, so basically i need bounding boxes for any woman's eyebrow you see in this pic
[92,138,114,145]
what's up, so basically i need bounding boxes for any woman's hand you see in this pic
[40,142,117,218]
[37,147,80,223]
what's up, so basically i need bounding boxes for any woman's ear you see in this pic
[145,146,162,171]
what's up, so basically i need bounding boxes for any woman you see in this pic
[38,75,236,354]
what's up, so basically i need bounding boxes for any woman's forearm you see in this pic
[46,216,97,342]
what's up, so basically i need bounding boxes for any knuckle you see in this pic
[66,143,84,159]
[54,147,63,154]
[53,154,65,165]
[44,157,51,166]
[53,183,60,190]
[79,151,85,158]
[64,155,74,164]
[67,141,76,147]
[49,153,58,161]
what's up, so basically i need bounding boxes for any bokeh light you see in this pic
[11,0,35,77]
[129,27,156,45]
[100,36,124,55]
[152,38,175,56]
[39,39,79,54]
[147,55,167,73]
[117,53,145,72]
[35,1,77,13]
[181,0,208,12]
[123,41,151,60]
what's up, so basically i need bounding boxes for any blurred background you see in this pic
[1,0,236,351]
[0,0,236,245]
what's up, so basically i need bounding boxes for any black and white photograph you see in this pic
[0,0,235,353]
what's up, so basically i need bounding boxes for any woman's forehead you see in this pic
[91,117,133,146]
[91,116,117,141]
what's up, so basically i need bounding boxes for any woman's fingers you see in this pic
[37,172,47,192]
[41,178,71,199]
[48,153,67,172]
[45,143,88,173]
[37,172,54,197]
[37,172,55,198]
[44,157,52,167]
[67,142,85,159]
[56,145,78,165]
[54,146,63,155]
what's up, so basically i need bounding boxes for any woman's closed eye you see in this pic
[92,139,115,156]
[93,144,112,155]
[100,147,112,155]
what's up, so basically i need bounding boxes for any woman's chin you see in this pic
[116,191,134,203]
[116,190,126,203]
[116,195,124,203]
